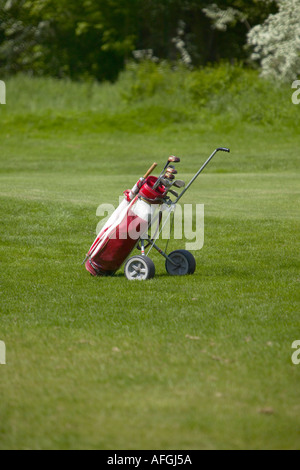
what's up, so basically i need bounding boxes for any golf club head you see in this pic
[168,156,180,163]
[168,189,179,198]
[161,178,173,187]
[166,167,178,175]
[173,180,185,188]
[164,172,175,180]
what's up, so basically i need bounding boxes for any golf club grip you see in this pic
[144,162,157,179]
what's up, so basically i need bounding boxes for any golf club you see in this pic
[153,156,181,189]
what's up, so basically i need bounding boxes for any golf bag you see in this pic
[84,148,230,280]
[85,175,165,276]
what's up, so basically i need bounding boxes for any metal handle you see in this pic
[175,147,230,203]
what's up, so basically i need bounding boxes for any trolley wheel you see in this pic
[124,255,155,281]
[165,250,196,276]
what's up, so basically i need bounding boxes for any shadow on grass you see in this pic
[88,272,195,280]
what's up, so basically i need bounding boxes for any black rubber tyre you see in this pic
[124,255,155,281]
[165,250,196,276]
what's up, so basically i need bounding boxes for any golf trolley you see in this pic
[84,147,230,280]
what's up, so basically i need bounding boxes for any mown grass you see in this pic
[0,64,299,449]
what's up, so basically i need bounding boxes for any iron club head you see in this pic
[160,178,173,187]
[173,180,185,188]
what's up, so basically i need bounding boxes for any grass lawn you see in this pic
[0,72,299,449]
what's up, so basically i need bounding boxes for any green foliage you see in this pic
[121,61,168,100]
[0,0,138,80]
[116,61,299,130]
[1,62,299,137]
[0,0,276,81]
[187,62,244,105]
[121,60,190,102]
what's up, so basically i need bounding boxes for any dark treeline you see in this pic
[0,0,276,81]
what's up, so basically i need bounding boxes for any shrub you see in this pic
[247,0,300,82]
[186,62,244,106]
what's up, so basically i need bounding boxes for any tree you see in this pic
[0,0,278,81]
[201,0,277,63]
[0,0,138,80]
[247,0,300,81]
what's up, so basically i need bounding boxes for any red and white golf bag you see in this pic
[84,148,229,279]
[85,171,165,276]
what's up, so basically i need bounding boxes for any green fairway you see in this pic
[0,71,299,450]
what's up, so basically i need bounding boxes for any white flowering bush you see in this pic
[247,0,300,81]
[202,4,248,32]
[172,20,192,67]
